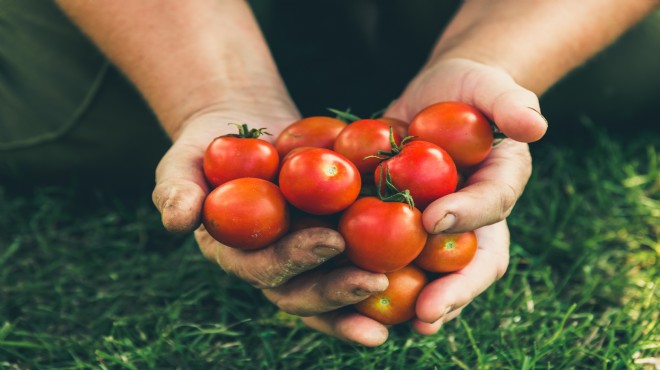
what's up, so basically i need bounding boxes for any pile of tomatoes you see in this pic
[201,101,494,326]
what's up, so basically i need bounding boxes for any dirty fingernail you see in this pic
[353,288,374,297]
[313,245,341,259]
[433,214,456,233]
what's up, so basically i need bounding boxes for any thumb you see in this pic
[152,137,209,234]
[473,71,548,143]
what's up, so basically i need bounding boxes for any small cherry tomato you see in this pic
[354,265,428,325]
[409,101,493,168]
[203,124,279,188]
[202,178,289,250]
[274,116,347,157]
[414,231,478,273]
[279,148,360,215]
[333,119,402,175]
[375,140,458,210]
[339,196,427,273]
[377,117,409,138]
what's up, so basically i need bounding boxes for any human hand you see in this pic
[380,58,541,333]
[151,93,390,346]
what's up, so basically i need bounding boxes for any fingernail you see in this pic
[353,288,374,297]
[433,214,456,233]
[313,245,341,259]
[527,106,548,126]
[429,305,454,324]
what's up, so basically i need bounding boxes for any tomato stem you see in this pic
[376,164,416,209]
[327,107,362,123]
[227,122,272,138]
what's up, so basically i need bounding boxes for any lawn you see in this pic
[0,119,658,369]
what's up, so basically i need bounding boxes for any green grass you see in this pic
[1,121,658,369]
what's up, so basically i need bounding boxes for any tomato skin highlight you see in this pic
[202,178,289,250]
[414,231,478,273]
[279,148,361,215]
[203,136,279,188]
[409,101,493,168]
[339,197,428,273]
[354,265,428,325]
[375,140,458,210]
[274,116,347,157]
[333,119,402,175]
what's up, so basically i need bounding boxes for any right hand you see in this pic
[151,93,391,346]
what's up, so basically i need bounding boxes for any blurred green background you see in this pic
[1,1,659,369]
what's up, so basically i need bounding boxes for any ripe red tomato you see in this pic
[376,117,409,139]
[333,119,402,175]
[409,101,493,168]
[354,265,428,325]
[274,116,347,157]
[279,148,360,215]
[375,140,458,210]
[203,124,279,188]
[338,196,428,273]
[414,231,478,273]
[202,178,289,250]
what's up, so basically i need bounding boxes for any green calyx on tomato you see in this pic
[375,164,415,209]
[327,107,362,124]
[366,126,415,159]
[226,122,272,139]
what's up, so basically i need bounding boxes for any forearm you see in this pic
[432,0,658,94]
[56,0,288,139]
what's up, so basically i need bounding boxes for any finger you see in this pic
[471,70,548,143]
[411,305,465,336]
[301,311,389,347]
[415,221,509,323]
[152,138,208,234]
[262,266,388,316]
[197,226,346,289]
[423,139,531,233]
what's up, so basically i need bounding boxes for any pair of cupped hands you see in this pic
[152,59,548,347]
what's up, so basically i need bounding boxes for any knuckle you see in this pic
[238,265,285,289]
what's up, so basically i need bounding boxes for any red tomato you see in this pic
[279,148,360,215]
[202,178,289,250]
[274,116,347,157]
[333,119,402,175]
[414,231,478,273]
[376,117,409,139]
[409,101,493,168]
[338,196,428,273]
[375,140,458,210]
[203,125,279,188]
[354,265,428,325]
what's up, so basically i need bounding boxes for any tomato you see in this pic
[203,124,279,188]
[279,148,360,215]
[354,265,428,325]
[333,119,402,175]
[375,140,458,210]
[339,196,427,273]
[409,101,493,168]
[376,117,409,139]
[274,116,347,157]
[414,231,478,273]
[202,177,289,250]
